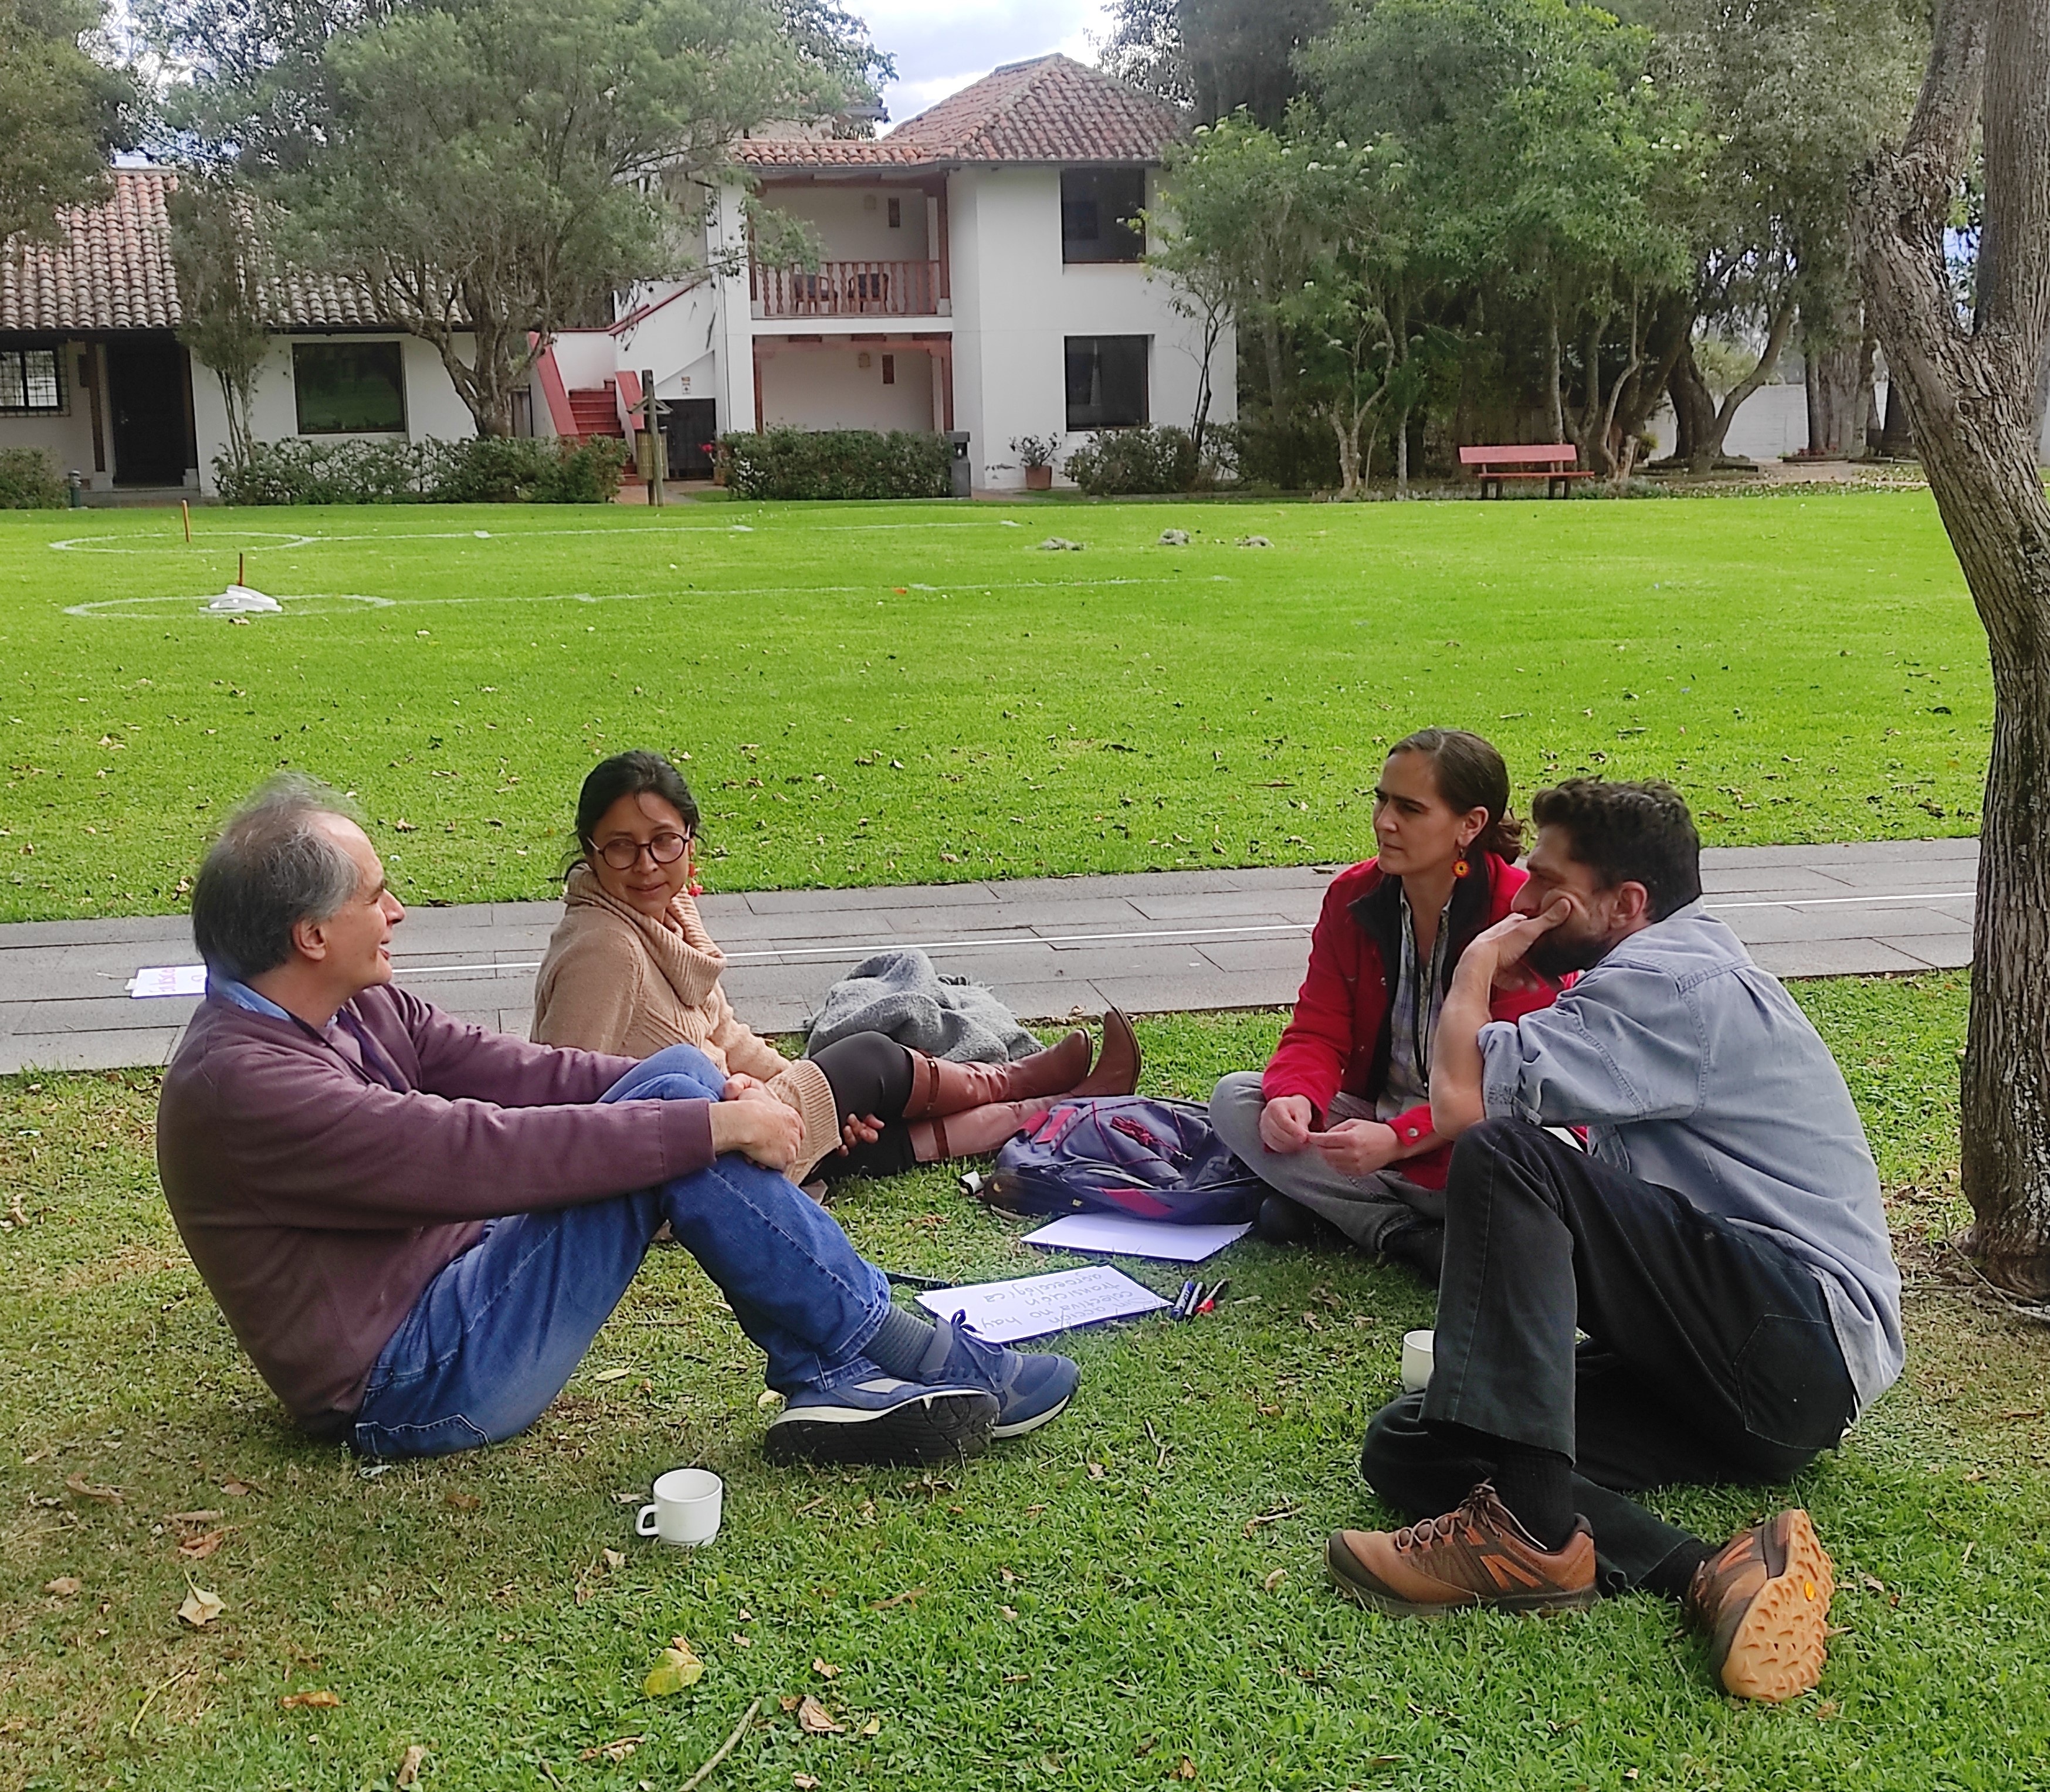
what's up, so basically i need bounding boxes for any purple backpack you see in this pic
[976,1096,1264,1225]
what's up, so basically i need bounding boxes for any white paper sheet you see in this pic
[914,1265,1168,1343]
[1021,1213,1252,1263]
[128,964,207,998]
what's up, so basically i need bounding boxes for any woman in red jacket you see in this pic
[1209,727,1563,1282]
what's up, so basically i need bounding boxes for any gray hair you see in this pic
[190,774,365,981]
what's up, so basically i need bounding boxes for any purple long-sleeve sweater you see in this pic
[156,984,714,1437]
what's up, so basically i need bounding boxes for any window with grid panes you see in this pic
[0,347,64,413]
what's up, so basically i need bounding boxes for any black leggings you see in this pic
[807,1031,919,1180]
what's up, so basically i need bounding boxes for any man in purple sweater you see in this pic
[156,775,1079,1464]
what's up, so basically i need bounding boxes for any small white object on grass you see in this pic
[473,529,490,538]
[1401,1328,1435,1393]
[1158,529,1191,546]
[1237,534,1273,548]
[205,585,282,614]
[1035,536,1084,551]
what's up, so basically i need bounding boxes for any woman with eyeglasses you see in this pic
[532,751,1138,1185]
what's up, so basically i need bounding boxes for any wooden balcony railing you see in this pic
[750,259,943,319]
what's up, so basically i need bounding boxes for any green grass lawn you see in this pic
[0,489,1990,924]
[7,980,2047,1792]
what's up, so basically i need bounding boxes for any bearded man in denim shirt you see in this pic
[1323,779,1902,1703]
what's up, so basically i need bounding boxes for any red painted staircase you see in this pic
[564,380,640,489]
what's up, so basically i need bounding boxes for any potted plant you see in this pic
[1011,433,1058,491]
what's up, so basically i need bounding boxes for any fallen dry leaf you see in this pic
[797,1695,843,1735]
[859,1717,881,1738]
[780,1696,802,1713]
[812,1658,839,1679]
[221,1479,259,1498]
[166,1509,223,1525]
[65,1473,121,1504]
[999,1604,1019,1621]
[578,1736,642,1763]
[42,1576,80,1597]
[395,1743,427,1787]
[444,1491,480,1512]
[280,1691,341,1710]
[1262,1568,1287,1593]
[794,1777,820,1790]
[178,1529,229,1561]
[1175,1757,1198,1780]
[871,1587,924,1610]
[177,1585,224,1628]
[643,1638,704,1696]
[593,1367,631,1383]
[1086,1462,1106,1481]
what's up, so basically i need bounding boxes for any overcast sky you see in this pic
[862,0,1118,123]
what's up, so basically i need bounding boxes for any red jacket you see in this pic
[1261,852,1564,1188]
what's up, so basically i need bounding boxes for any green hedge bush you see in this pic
[0,446,67,509]
[1062,426,1198,496]
[719,428,952,500]
[213,435,629,505]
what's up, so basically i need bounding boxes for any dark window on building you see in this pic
[1060,168,1145,264]
[0,347,64,413]
[882,354,896,385]
[293,340,406,434]
[887,196,902,228]
[1065,336,1148,429]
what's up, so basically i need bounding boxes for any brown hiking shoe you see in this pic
[1686,1509,1835,1701]
[1325,1482,1598,1618]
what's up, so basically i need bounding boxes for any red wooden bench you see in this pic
[1459,443,1597,499]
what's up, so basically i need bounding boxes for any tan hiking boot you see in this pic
[1325,1482,1598,1618]
[1686,1509,1835,1701]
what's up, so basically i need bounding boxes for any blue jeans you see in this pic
[351,1044,893,1458]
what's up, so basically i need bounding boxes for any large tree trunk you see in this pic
[1804,324,1868,455]
[1855,0,2050,1298]
[1545,295,1566,442]
[1667,344,1716,464]
[1689,302,1799,471]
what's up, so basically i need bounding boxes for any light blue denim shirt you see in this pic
[1479,902,1904,1415]
[206,973,293,1021]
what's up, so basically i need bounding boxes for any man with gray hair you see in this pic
[156,774,1080,1464]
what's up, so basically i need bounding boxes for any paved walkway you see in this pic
[0,838,1977,1074]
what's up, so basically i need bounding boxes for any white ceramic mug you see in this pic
[635,1468,723,1546]
[1400,1328,1435,1394]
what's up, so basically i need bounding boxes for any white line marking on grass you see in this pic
[51,530,317,553]
[63,593,394,619]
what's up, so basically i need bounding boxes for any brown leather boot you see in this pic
[1070,1007,1141,1097]
[910,1099,1054,1163]
[900,1030,1092,1120]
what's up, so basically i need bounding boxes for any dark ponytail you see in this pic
[1387,727,1523,862]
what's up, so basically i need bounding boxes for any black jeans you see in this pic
[809,1031,917,1180]
[1360,1119,1857,1594]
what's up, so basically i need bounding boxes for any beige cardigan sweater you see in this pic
[531,868,839,1175]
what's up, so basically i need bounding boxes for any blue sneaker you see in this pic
[916,1312,1080,1439]
[763,1360,996,1466]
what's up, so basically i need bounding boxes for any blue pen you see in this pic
[1170,1278,1197,1319]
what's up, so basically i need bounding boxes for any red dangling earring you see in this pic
[1452,855,1470,879]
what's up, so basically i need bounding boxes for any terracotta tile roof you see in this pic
[738,55,1182,171]
[1,168,388,334]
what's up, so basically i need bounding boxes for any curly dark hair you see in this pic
[1529,778,1702,920]
[1387,727,1523,861]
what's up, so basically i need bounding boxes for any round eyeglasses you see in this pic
[595,831,692,871]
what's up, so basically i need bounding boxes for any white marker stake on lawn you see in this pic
[1022,1214,1251,1263]
[914,1266,1167,1343]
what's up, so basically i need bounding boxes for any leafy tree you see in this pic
[1855,0,2050,1298]
[0,0,133,245]
[153,0,861,436]
[1636,0,1924,468]
[1307,0,1702,477]
[1100,0,1329,126]
[168,171,271,474]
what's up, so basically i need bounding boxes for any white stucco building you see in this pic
[0,56,1233,500]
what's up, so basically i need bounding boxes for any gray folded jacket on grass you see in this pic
[803,948,1043,1065]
